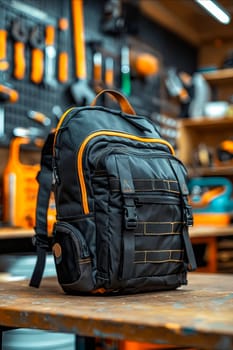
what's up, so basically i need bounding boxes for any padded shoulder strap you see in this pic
[29,132,55,288]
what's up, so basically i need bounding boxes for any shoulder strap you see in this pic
[29,132,55,288]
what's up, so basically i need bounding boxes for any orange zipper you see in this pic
[78,131,175,214]
[53,107,76,153]
[53,109,175,215]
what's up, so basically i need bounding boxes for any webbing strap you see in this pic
[115,156,136,280]
[169,159,197,271]
[29,132,55,288]
[109,178,180,193]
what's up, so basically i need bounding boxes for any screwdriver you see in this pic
[58,18,69,83]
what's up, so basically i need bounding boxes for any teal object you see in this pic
[121,70,131,96]
[189,177,233,214]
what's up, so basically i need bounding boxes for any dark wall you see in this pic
[0,0,197,146]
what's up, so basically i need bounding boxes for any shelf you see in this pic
[188,165,233,177]
[180,117,233,129]
[203,68,233,84]
[0,227,34,239]
[178,117,233,166]
[190,224,233,238]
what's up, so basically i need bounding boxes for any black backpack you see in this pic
[30,89,196,295]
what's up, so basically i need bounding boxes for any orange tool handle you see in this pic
[45,25,55,46]
[71,0,87,80]
[58,18,69,31]
[28,110,50,126]
[0,30,7,61]
[0,84,19,103]
[105,57,114,87]
[0,61,9,71]
[31,48,44,84]
[93,64,102,83]
[58,51,68,83]
[8,137,30,165]
[14,42,26,80]
[105,69,114,87]
[0,30,9,71]
[93,52,102,83]
[58,18,69,83]
[221,140,233,153]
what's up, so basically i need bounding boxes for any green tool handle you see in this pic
[121,46,131,96]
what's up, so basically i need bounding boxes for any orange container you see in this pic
[120,341,179,350]
[193,213,231,226]
[3,137,55,232]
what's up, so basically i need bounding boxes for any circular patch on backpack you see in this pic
[53,243,62,259]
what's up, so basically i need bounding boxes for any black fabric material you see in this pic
[29,90,196,294]
[169,159,197,271]
[116,156,136,280]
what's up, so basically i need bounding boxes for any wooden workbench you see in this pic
[0,227,34,239]
[0,273,232,350]
[190,225,233,272]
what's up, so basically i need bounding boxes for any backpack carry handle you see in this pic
[91,89,136,115]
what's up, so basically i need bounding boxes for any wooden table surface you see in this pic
[0,273,232,350]
[0,227,34,239]
[190,225,233,238]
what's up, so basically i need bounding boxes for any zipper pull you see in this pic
[52,158,60,185]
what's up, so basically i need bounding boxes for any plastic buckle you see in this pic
[185,205,193,226]
[124,206,137,230]
[32,233,49,249]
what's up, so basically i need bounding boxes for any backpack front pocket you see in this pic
[92,149,187,289]
[52,222,94,293]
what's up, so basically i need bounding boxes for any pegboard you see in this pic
[0,0,73,146]
[0,0,198,147]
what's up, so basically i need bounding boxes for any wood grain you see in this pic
[0,274,232,349]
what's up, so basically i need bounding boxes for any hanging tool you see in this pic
[121,45,131,96]
[12,18,27,80]
[58,17,69,84]
[93,51,103,92]
[165,68,190,102]
[0,16,9,73]
[88,40,104,92]
[52,105,63,123]
[0,86,19,141]
[12,127,44,138]
[0,84,18,103]
[29,25,44,84]
[44,24,57,88]
[0,17,19,138]
[105,57,114,88]
[70,0,95,105]
[130,50,160,78]
[27,110,51,127]
[101,0,125,34]
[3,0,56,26]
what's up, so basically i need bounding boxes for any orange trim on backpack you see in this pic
[78,131,175,215]
[53,107,76,153]
[54,109,175,215]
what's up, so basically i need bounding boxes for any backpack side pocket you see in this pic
[52,222,94,293]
